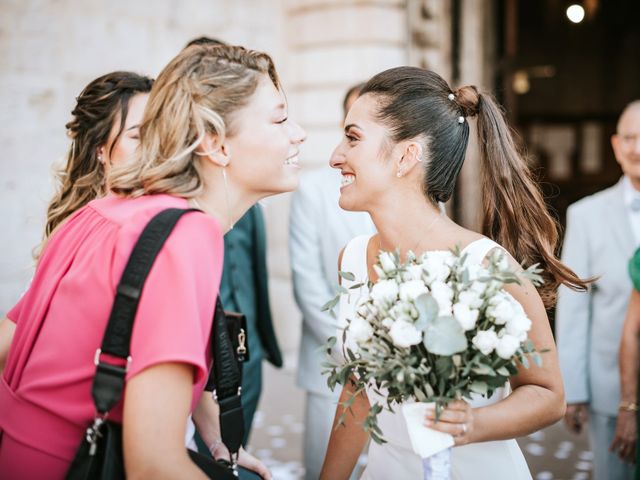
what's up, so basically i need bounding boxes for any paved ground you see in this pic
[248,363,593,480]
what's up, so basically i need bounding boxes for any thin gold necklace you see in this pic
[378,213,443,257]
[191,196,234,231]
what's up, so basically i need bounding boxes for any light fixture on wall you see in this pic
[566,4,586,23]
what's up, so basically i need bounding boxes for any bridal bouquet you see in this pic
[323,246,544,478]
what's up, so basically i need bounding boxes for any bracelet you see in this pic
[619,401,639,412]
[208,439,223,455]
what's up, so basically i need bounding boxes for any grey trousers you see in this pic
[303,391,339,480]
[588,408,635,480]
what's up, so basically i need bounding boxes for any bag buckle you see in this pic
[236,329,247,356]
[94,348,132,373]
[212,386,242,401]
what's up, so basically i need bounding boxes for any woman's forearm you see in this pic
[619,291,640,404]
[192,392,222,449]
[320,382,370,480]
[470,383,565,443]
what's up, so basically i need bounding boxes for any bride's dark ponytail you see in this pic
[361,67,589,308]
[456,86,589,307]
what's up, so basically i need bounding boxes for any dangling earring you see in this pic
[396,171,402,178]
[221,165,234,230]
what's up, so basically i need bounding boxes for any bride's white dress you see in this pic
[338,235,532,480]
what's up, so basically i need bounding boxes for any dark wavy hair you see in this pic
[42,71,153,241]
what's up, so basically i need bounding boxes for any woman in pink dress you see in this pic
[0,43,305,479]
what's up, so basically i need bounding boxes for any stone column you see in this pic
[264,0,409,358]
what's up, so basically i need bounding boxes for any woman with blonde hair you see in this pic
[0,43,304,479]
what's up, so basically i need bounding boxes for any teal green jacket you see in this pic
[218,205,282,368]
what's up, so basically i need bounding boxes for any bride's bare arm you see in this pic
[320,379,370,480]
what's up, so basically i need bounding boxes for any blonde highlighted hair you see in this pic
[109,44,279,198]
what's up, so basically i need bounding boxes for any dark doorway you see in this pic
[497,0,640,226]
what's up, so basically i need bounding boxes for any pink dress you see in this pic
[0,194,224,479]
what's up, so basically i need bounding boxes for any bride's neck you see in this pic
[369,193,445,254]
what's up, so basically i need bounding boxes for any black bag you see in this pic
[66,208,246,480]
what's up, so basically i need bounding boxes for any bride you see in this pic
[319,67,588,479]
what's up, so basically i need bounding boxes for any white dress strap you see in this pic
[462,237,503,266]
[340,234,372,287]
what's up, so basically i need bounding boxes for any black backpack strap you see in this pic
[92,208,198,414]
[211,298,245,457]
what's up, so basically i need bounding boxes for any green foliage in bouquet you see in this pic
[322,246,545,444]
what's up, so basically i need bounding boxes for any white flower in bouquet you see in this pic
[389,319,423,348]
[452,303,479,331]
[404,264,424,282]
[379,251,397,275]
[370,279,399,306]
[399,280,429,301]
[472,328,499,355]
[505,312,532,341]
[457,288,483,309]
[486,291,519,325]
[381,317,394,329]
[430,281,454,314]
[421,251,455,283]
[496,333,521,359]
[347,316,374,345]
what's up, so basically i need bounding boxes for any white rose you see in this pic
[486,291,518,325]
[370,279,399,306]
[389,320,422,348]
[379,251,397,274]
[470,279,488,296]
[382,317,394,329]
[453,303,479,331]
[347,316,374,344]
[496,334,521,359]
[421,251,455,283]
[472,329,499,356]
[505,313,532,341]
[399,280,428,301]
[404,264,424,282]
[458,289,483,309]
[430,281,454,315]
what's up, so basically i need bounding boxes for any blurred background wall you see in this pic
[1,0,639,362]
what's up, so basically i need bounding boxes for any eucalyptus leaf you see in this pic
[321,296,339,312]
[496,366,510,376]
[469,381,488,395]
[415,293,439,330]
[423,315,468,355]
[339,270,356,281]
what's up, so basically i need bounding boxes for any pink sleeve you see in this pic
[122,213,224,387]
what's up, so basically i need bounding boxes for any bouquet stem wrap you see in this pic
[402,403,454,480]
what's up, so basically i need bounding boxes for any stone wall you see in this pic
[1,0,492,360]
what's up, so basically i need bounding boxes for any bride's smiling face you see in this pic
[330,93,397,212]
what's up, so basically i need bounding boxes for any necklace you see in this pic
[190,167,234,231]
[191,196,234,231]
[378,213,443,258]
